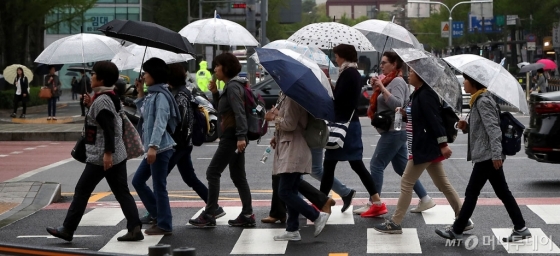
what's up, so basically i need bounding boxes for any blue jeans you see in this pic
[309,148,351,197]
[132,149,174,231]
[47,97,57,116]
[167,146,208,202]
[370,130,427,199]
[278,173,319,232]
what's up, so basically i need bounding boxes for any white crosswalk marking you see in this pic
[367,228,422,254]
[492,228,560,253]
[231,229,288,255]
[99,229,163,255]
[307,206,354,225]
[79,208,125,226]
[188,206,242,226]
[527,205,560,224]
[421,205,455,224]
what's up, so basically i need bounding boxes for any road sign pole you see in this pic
[449,16,453,50]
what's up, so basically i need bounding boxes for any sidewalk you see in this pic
[0,181,61,228]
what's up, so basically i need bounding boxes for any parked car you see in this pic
[523,91,560,164]
[455,75,471,109]
[239,60,263,82]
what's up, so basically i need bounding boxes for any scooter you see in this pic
[186,82,219,143]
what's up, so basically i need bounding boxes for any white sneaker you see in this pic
[314,212,330,237]
[274,231,301,241]
[410,199,436,213]
[353,202,372,215]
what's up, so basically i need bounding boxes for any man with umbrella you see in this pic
[79,69,92,116]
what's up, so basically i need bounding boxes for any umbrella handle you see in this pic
[138,45,148,80]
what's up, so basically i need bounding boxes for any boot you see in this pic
[117,226,144,241]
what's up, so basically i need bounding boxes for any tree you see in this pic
[302,0,316,13]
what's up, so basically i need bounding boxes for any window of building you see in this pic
[46,5,141,34]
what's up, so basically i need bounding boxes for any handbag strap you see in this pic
[346,110,355,124]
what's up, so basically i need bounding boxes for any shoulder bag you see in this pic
[325,110,355,149]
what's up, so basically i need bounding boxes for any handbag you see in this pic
[71,118,87,163]
[371,110,395,131]
[39,86,52,99]
[121,113,144,159]
[325,110,355,149]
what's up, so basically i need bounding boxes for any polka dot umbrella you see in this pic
[287,22,376,52]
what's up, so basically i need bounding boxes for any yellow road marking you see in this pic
[331,191,341,199]
[88,192,113,202]
[329,253,348,256]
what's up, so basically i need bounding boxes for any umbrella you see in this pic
[98,19,195,54]
[34,33,122,64]
[393,48,462,113]
[519,63,545,73]
[252,48,333,99]
[34,64,63,75]
[262,40,334,67]
[178,11,259,47]
[112,44,194,71]
[3,64,34,84]
[65,71,79,77]
[287,22,376,52]
[255,48,335,122]
[517,62,530,69]
[67,66,93,72]
[353,19,423,53]
[443,54,529,114]
[536,59,557,71]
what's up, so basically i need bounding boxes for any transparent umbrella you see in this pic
[353,19,423,53]
[178,11,259,46]
[393,48,462,113]
[443,54,529,114]
[112,44,194,71]
[34,33,123,64]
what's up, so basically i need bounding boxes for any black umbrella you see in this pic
[519,63,545,73]
[34,64,63,75]
[67,66,93,72]
[65,71,79,77]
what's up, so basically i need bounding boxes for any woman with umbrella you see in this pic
[319,44,388,218]
[530,68,548,93]
[435,74,531,243]
[10,67,29,118]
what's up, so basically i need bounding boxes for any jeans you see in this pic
[206,137,252,215]
[321,160,378,197]
[278,173,320,232]
[453,160,525,234]
[269,174,329,219]
[309,148,351,197]
[132,149,174,231]
[64,161,140,232]
[370,130,427,198]
[167,146,208,202]
[13,94,26,115]
[47,97,57,116]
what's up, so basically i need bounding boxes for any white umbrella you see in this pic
[112,44,194,71]
[252,48,333,99]
[262,40,333,67]
[287,22,376,52]
[35,33,123,64]
[517,62,530,69]
[3,64,34,84]
[443,54,529,114]
[353,19,423,53]
[178,11,259,46]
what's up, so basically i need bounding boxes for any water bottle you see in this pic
[505,125,513,138]
[394,111,402,131]
[260,146,272,163]
[252,109,257,116]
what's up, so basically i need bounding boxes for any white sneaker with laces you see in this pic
[274,231,301,241]
[410,199,436,213]
[353,202,372,215]
[314,212,330,237]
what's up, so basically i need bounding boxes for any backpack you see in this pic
[498,110,524,156]
[440,98,459,143]
[304,113,329,149]
[240,82,268,141]
[172,90,198,147]
[190,104,208,146]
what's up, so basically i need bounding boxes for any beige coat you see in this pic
[272,96,311,175]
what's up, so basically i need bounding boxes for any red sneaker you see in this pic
[360,202,388,218]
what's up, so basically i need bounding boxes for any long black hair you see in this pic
[16,67,25,79]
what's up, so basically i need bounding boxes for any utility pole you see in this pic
[246,0,257,85]
[260,0,267,46]
[199,0,203,20]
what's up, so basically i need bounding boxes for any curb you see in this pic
[0,182,61,229]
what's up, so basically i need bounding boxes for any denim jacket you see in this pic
[134,91,176,153]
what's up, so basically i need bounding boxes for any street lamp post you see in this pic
[408,0,493,52]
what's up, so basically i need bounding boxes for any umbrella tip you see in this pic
[214,10,217,18]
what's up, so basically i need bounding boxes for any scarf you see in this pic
[91,86,115,101]
[338,61,358,76]
[469,88,488,107]
[367,69,401,119]
[148,83,181,134]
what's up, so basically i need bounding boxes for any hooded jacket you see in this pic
[196,61,212,92]
[212,76,248,141]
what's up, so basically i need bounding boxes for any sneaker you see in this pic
[313,212,330,237]
[52,117,57,120]
[341,189,356,213]
[212,207,226,219]
[373,219,403,234]
[502,228,531,242]
[144,225,172,236]
[10,113,16,118]
[117,226,144,241]
[273,231,301,241]
[447,218,474,232]
[435,226,463,240]
[410,199,436,213]
[353,202,372,215]
[19,114,25,118]
[188,211,216,227]
[360,202,388,218]
[140,212,156,225]
[47,117,52,120]
[228,214,256,227]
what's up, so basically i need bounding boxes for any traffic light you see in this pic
[231,3,247,8]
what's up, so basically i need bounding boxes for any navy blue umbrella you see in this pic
[255,48,335,122]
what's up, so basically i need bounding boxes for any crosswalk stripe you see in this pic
[421,205,455,225]
[367,228,422,254]
[187,206,242,226]
[492,228,560,253]
[230,229,288,255]
[527,205,560,224]
[307,206,354,225]
[99,229,163,255]
[79,208,125,226]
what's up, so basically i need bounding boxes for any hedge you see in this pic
[0,86,47,109]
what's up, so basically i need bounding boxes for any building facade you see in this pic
[326,0,404,21]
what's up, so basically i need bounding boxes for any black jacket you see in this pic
[410,84,448,165]
[14,76,29,101]
[333,68,361,123]
[79,75,92,94]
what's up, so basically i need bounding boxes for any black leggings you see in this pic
[321,159,378,196]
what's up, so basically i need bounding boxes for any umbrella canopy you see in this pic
[98,19,195,54]
[112,44,194,71]
[519,63,545,73]
[65,71,79,77]
[262,40,334,68]
[179,11,259,47]
[393,48,462,113]
[3,64,34,84]
[517,62,530,69]
[35,33,122,64]
[287,22,376,52]
[353,19,423,53]
[34,64,63,76]
[536,59,557,71]
[443,54,529,114]
[255,48,335,122]
[67,66,93,72]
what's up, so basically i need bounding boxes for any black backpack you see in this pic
[440,98,459,143]
[172,90,194,147]
[498,110,524,156]
[190,103,207,146]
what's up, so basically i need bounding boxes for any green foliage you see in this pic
[302,0,316,13]
[0,87,47,109]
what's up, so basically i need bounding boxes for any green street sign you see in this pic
[496,15,505,27]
